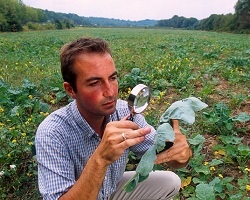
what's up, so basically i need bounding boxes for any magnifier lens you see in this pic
[127,84,150,116]
[134,88,150,113]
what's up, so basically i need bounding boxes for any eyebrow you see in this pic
[85,71,118,83]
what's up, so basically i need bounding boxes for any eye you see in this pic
[89,81,99,86]
[110,75,118,81]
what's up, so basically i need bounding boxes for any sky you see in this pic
[22,0,238,21]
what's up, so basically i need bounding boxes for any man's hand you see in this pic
[59,117,151,200]
[95,117,151,166]
[155,120,192,168]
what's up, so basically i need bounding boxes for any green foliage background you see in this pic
[0,28,249,199]
[0,0,249,33]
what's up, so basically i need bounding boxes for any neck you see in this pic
[75,102,109,138]
[90,118,106,137]
[82,114,106,138]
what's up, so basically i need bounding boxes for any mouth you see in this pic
[102,100,116,107]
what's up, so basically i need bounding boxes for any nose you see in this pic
[103,82,114,97]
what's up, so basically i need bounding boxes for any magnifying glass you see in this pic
[126,84,173,151]
[127,84,150,121]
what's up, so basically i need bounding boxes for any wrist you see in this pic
[91,151,110,169]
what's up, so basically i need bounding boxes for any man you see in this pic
[35,37,192,200]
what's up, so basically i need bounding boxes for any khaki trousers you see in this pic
[109,171,181,200]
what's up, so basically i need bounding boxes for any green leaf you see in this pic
[10,106,19,117]
[209,177,223,194]
[39,101,50,112]
[194,166,210,175]
[160,104,195,124]
[209,159,223,166]
[220,135,243,145]
[238,144,250,156]
[55,91,67,102]
[160,97,208,124]
[221,176,234,184]
[195,183,215,200]
[52,87,60,91]
[209,177,221,187]
[138,174,149,183]
[131,68,140,76]
[7,89,22,95]
[154,123,175,152]
[4,171,11,177]
[136,145,156,176]
[225,121,234,130]
[182,97,208,112]
[232,112,250,122]
[123,173,139,192]
[22,79,36,89]
[188,134,205,145]
[230,194,243,199]
[193,177,205,184]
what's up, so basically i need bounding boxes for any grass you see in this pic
[0,27,249,199]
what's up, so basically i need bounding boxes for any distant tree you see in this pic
[63,18,74,29]
[0,14,8,31]
[234,0,250,29]
[36,9,46,23]
[23,6,38,23]
[54,19,63,29]
[212,15,223,31]
[221,14,237,31]
[199,14,217,31]
[156,15,198,29]
[0,0,24,31]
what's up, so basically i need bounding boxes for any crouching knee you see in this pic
[162,171,181,198]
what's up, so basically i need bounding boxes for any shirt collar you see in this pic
[70,100,115,139]
[70,100,97,138]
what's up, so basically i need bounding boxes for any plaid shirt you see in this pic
[35,99,155,200]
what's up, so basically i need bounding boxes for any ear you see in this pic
[64,82,76,99]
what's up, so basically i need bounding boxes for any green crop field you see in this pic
[0,28,249,199]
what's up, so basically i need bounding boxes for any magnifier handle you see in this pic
[127,113,134,121]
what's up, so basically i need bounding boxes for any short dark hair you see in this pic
[60,37,112,92]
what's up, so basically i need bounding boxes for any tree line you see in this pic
[0,0,88,31]
[156,15,199,29]
[198,0,250,33]
[157,0,250,33]
[0,0,249,33]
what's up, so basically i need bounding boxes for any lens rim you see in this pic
[127,84,150,114]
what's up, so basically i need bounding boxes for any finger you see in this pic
[171,119,179,127]
[122,126,151,140]
[107,120,139,130]
[169,148,192,164]
[121,114,131,121]
[155,150,170,164]
[119,126,151,147]
[105,126,150,144]
[171,119,181,133]
[155,147,191,164]
[155,143,183,163]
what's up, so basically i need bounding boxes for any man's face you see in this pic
[67,52,118,121]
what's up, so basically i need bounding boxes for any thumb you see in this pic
[121,114,130,121]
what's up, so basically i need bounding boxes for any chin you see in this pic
[105,106,116,116]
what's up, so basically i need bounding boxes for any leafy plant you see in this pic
[0,79,50,199]
[202,102,250,135]
[1,28,249,199]
[119,68,149,90]
[124,97,208,192]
